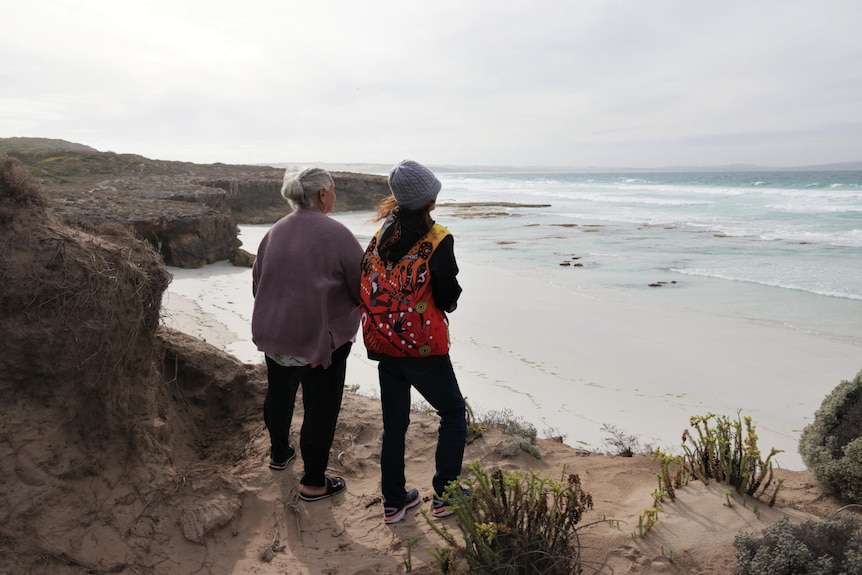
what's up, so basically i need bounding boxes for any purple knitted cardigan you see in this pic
[251,209,363,368]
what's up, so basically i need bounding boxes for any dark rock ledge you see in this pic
[3,141,389,268]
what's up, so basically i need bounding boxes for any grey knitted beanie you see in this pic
[388,160,441,210]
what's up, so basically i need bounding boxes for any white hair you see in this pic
[281,167,333,210]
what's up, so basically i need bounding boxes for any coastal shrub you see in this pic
[464,397,486,438]
[480,409,542,459]
[651,447,690,503]
[600,423,652,457]
[798,368,862,503]
[633,506,662,539]
[733,515,862,575]
[681,413,783,503]
[627,450,691,540]
[416,401,538,456]
[425,462,595,574]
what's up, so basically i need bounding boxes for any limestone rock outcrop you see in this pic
[3,140,389,268]
[133,209,240,268]
[48,188,240,268]
[201,171,388,224]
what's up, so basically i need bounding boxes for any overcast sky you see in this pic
[3,1,861,168]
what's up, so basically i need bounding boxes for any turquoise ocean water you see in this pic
[434,171,861,294]
[419,170,862,344]
[257,168,862,351]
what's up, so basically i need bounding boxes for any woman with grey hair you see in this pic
[252,167,363,501]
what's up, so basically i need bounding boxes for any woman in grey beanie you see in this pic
[359,160,467,524]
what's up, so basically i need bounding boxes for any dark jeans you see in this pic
[263,342,351,487]
[378,357,467,505]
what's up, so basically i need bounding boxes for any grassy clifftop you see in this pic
[1,137,276,185]
[0,137,99,154]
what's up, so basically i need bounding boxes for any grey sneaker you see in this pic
[384,488,421,524]
[432,487,471,518]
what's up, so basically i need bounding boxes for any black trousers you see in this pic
[263,342,351,486]
[378,356,466,505]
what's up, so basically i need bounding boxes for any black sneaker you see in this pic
[383,488,421,525]
[432,487,470,518]
[269,445,296,470]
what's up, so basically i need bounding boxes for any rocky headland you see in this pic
[1,137,388,267]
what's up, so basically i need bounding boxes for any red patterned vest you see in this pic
[360,223,451,358]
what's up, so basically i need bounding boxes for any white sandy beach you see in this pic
[162,222,862,471]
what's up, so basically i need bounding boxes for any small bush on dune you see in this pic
[682,413,783,503]
[734,514,862,575]
[427,462,595,574]
[799,368,862,503]
[479,408,542,459]
[600,423,652,457]
[418,402,542,458]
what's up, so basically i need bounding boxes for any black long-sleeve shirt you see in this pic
[376,208,462,313]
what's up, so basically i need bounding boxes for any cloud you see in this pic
[3,0,862,167]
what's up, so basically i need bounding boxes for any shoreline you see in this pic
[163,239,862,470]
[443,258,861,470]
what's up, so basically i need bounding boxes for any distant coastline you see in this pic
[269,159,862,175]
[3,137,860,174]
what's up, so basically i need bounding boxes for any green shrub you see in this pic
[651,447,690,503]
[426,462,594,574]
[681,413,782,502]
[480,409,542,459]
[799,368,862,503]
[734,515,862,575]
[600,423,651,457]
